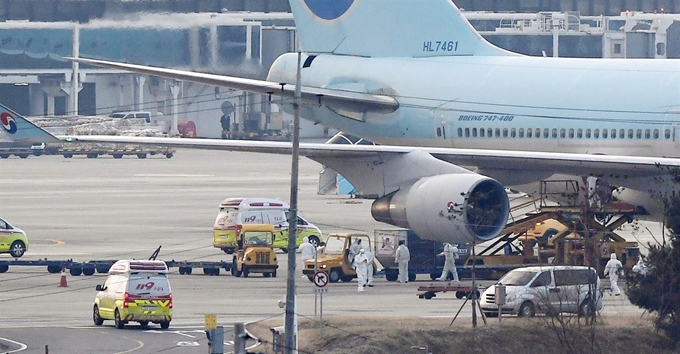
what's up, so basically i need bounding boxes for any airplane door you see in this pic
[433,102,458,145]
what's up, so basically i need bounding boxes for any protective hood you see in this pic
[303,237,309,243]
[610,253,617,260]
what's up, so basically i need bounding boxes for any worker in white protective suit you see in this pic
[348,238,363,267]
[395,240,411,283]
[436,242,460,282]
[364,247,375,287]
[603,253,624,296]
[354,249,369,292]
[632,257,648,275]
[297,237,316,275]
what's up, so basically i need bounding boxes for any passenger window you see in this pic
[479,128,484,138]
[594,129,599,138]
[511,128,516,138]
[503,128,508,138]
[457,128,462,137]
[487,128,493,137]
[585,129,591,139]
[495,128,501,138]
[620,129,625,139]
[645,129,651,139]
[601,129,607,139]
[568,129,574,138]
[531,271,551,287]
[636,129,642,139]
[665,129,671,139]
[519,128,524,138]
[560,129,565,138]
[628,129,634,139]
[543,128,548,138]
[611,129,616,139]
[552,128,557,138]
[577,129,583,139]
[472,128,477,137]
[465,128,470,138]
[654,129,659,139]
[525,128,531,138]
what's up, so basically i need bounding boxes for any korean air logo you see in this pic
[0,112,17,134]
[447,201,455,213]
[303,0,355,21]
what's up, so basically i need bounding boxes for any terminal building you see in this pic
[0,1,679,138]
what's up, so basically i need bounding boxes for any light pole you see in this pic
[283,51,302,354]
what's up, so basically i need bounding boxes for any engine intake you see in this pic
[371,173,509,243]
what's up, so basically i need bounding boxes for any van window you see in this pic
[554,269,596,286]
[531,271,551,287]
[498,270,537,286]
[128,273,170,296]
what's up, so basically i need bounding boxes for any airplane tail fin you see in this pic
[0,104,59,142]
[287,0,513,58]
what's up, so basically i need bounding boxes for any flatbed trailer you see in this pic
[417,283,486,300]
[0,258,230,276]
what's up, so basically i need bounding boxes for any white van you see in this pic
[213,197,322,254]
[93,260,172,329]
[109,111,152,123]
[479,265,603,317]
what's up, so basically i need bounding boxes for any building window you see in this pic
[657,42,666,56]
[614,43,622,54]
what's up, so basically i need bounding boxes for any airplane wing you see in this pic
[64,134,679,179]
[69,57,398,116]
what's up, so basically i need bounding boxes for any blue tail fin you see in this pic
[288,0,513,58]
[0,104,58,142]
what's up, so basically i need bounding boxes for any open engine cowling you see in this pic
[371,173,509,244]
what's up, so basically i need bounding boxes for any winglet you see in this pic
[0,104,59,142]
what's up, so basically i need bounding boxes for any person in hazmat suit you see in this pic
[395,240,411,283]
[603,253,624,296]
[632,257,648,275]
[348,238,363,267]
[297,237,316,275]
[364,247,375,287]
[436,242,460,282]
[354,249,369,292]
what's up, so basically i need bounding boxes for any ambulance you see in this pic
[213,197,322,254]
[93,260,172,329]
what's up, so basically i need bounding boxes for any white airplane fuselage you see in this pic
[270,53,680,157]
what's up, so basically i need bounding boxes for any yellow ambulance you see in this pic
[213,198,322,254]
[93,260,172,329]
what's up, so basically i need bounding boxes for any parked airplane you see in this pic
[4,0,680,245]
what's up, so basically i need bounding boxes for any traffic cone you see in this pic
[58,270,68,287]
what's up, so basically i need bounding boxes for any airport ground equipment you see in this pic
[302,232,376,283]
[417,283,486,300]
[0,141,175,159]
[374,229,471,282]
[0,258,230,275]
[230,224,279,278]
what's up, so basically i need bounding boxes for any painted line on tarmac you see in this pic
[133,174,215,177]
[0,336,28,353]
[113,338,144,354]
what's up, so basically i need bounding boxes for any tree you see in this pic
[626,199,680,345]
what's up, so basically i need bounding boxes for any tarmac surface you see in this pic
[0,148,651,353]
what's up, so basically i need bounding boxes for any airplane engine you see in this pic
[371,174,509,244]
